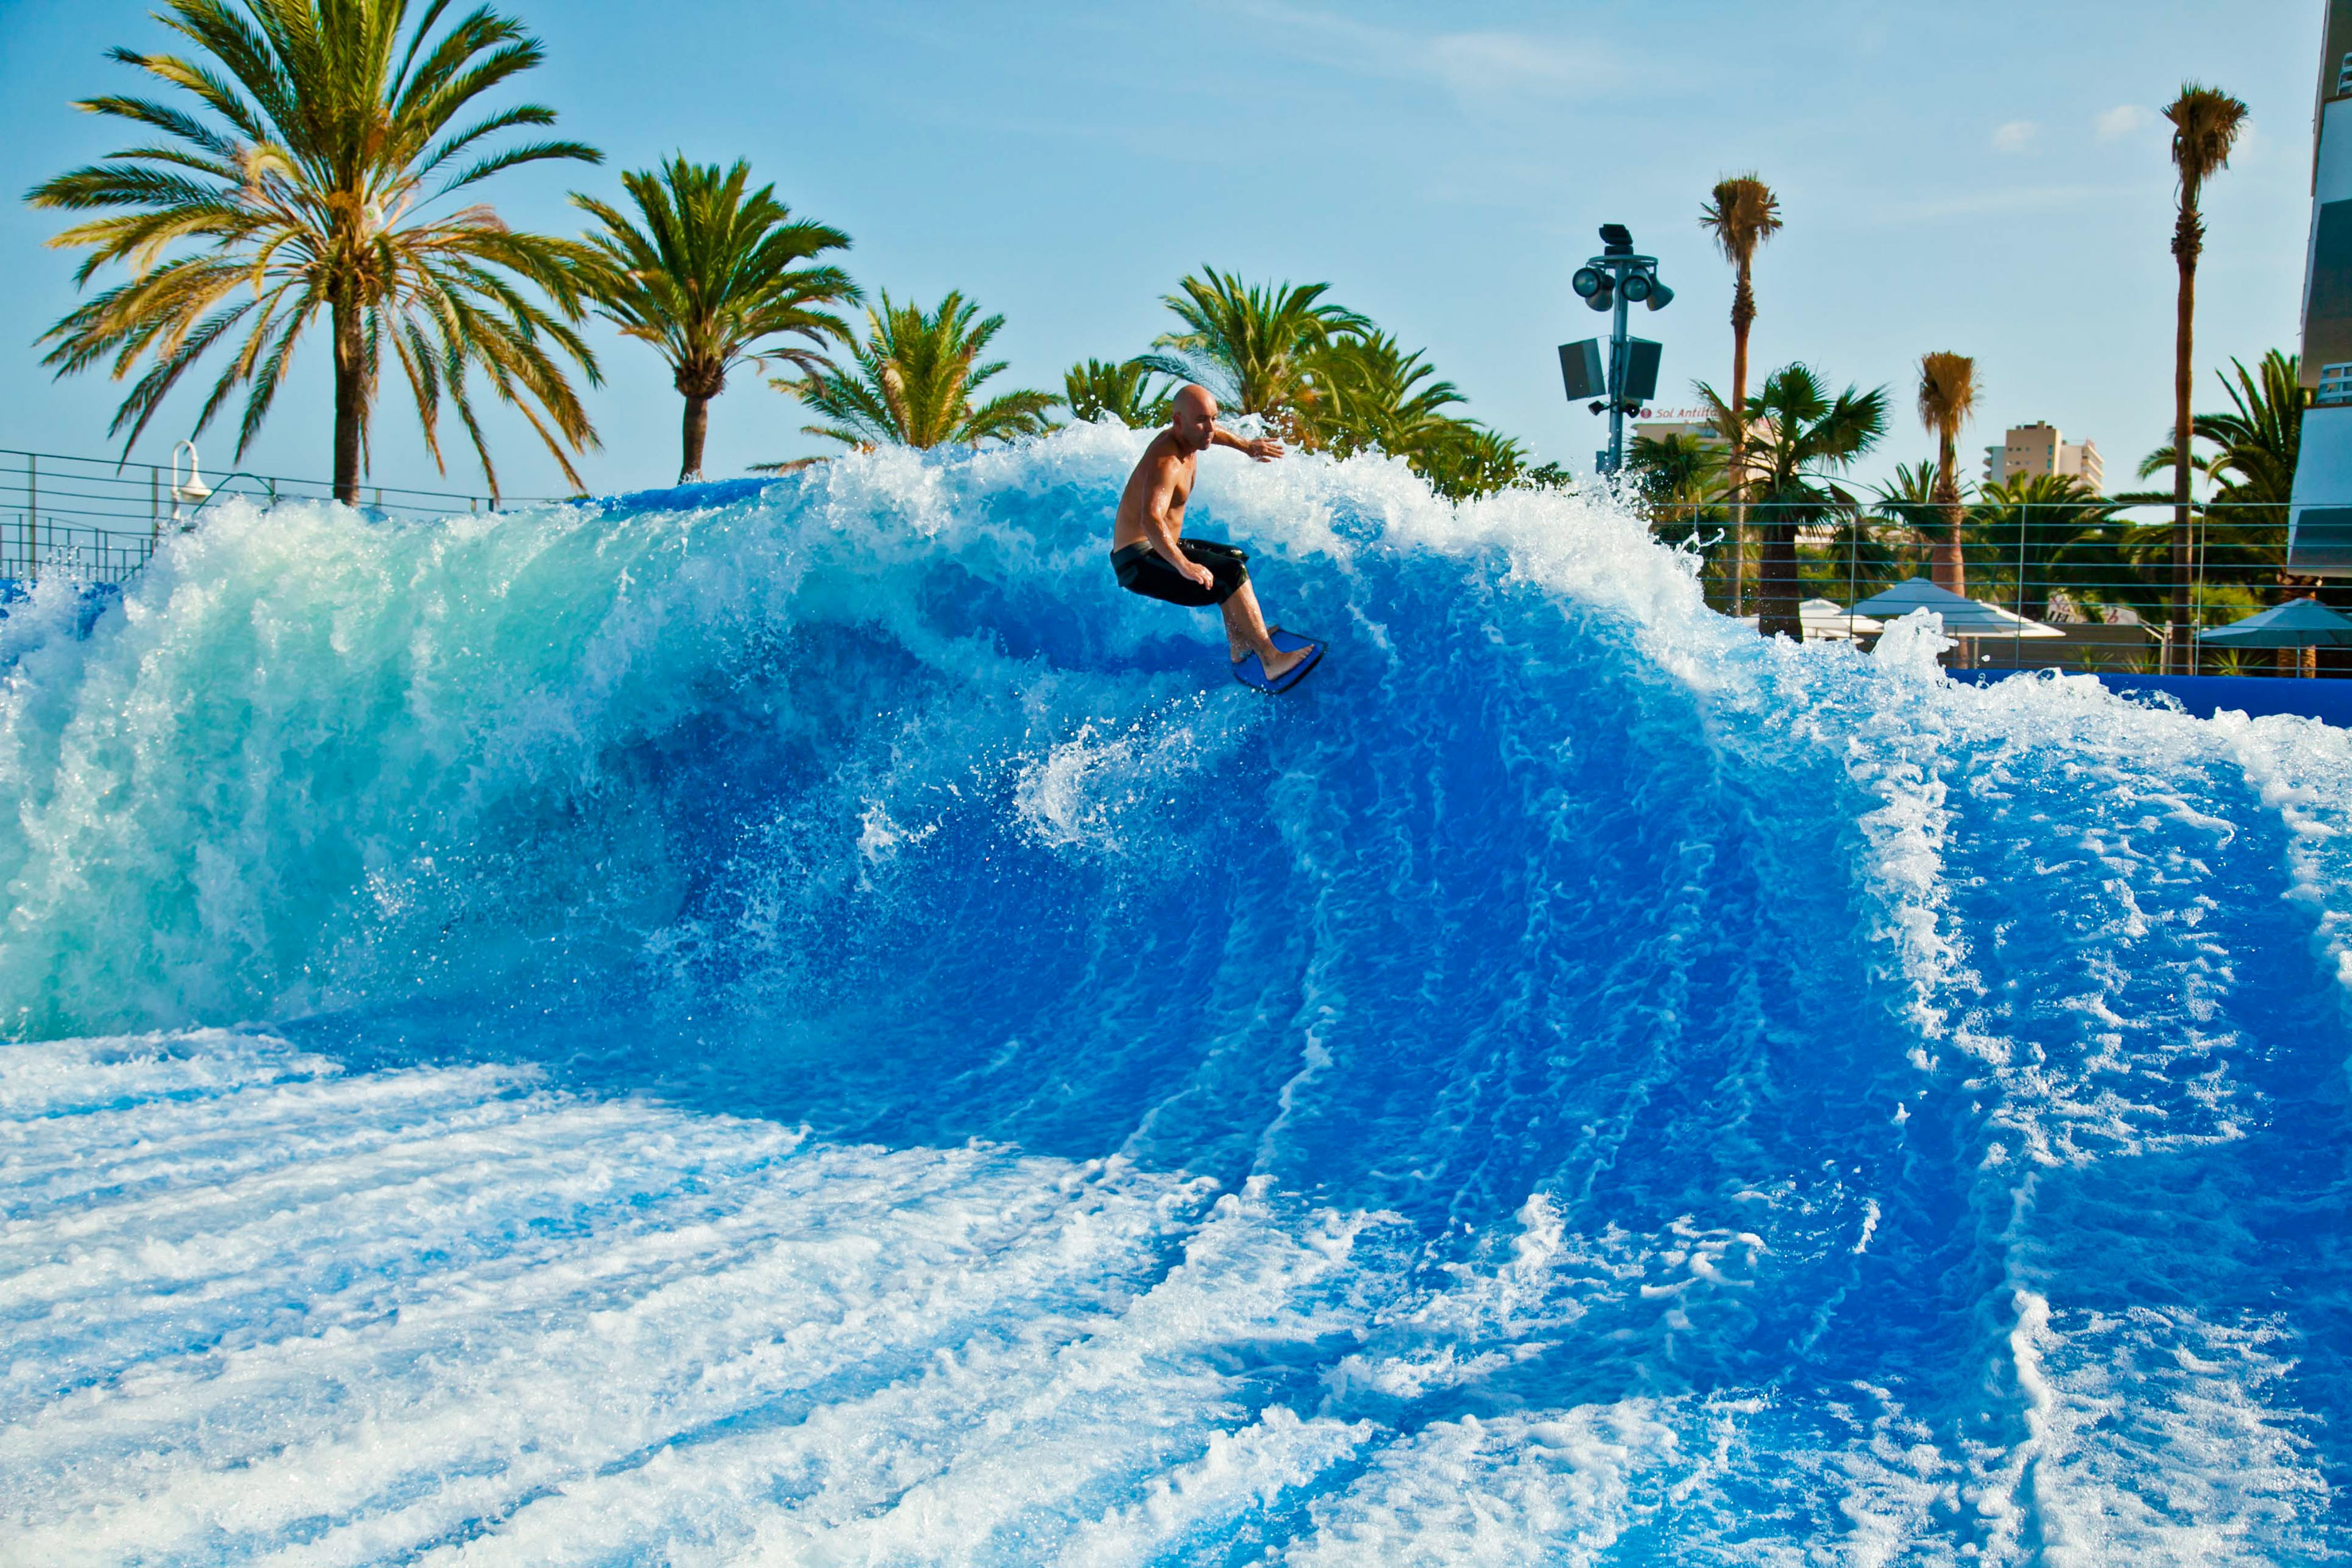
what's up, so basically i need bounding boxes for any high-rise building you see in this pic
[2289,0,2352,573]
[1982,423,2104,493]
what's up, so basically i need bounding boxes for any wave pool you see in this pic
[3,424,2349,1563]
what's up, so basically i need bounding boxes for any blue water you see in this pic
[4,424,2349,1563]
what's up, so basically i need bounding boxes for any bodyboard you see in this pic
[1233,628,1326,694]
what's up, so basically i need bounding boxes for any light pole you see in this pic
[1557,224,1674,477]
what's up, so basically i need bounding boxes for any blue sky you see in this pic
[0,0,2326,500]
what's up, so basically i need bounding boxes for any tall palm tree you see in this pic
[31,0,604,502]
[575,157,857,483]
[2161,83,2250,670]
[1140,268,1368,428]
[1916,352,1979,593]
[1697,175,1783,614]
[1724,363,1889,639]
[781,290,1056,450]
[1063,358,1173,428]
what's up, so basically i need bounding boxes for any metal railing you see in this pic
[1646,498,2342,677]
[0,447,570,589]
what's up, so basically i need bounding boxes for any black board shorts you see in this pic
[1111,538,1250,608]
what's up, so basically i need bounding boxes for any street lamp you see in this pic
[1556,224,1674,476]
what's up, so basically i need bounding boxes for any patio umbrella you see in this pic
[2196,597,2352,648]
[1739,599,1886,641]
[1846,576,2062,638]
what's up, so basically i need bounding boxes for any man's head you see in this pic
[1172,384,1219,452]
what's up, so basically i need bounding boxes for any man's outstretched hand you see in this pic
[1244,435,1285,463]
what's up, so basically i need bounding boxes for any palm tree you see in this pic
[1970,472,2124,621]
[1916,352,1979,593]
[1140,268,1368,428]
[1863,459,1946,587]
[1063,357,1173,428]
[1303,330,1467,459]
[781,290,1057,450]
[575,157,857,483]
[32,0,604,503]
[2161,83,2250,670]
[1415,422,1528,500]
[2137,349,2309,667]
[1724,363,1889,639]
[1697,175,1784,614]
[2138,350,2305,556]
[1628,430,1730,590]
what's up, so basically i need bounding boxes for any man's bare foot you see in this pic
[1261,641,1312,680]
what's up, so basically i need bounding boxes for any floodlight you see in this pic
[1586,283,1614,311]
[1645,281,1674,311]
[1571,265,1603,299]
[1620,271,1653,303]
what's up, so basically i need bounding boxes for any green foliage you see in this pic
[1732,364,1888,510]
[30,0,605,495]
[782,290,1057,450]
[1626,431,1724,514]
[1140,267,1368,420]
[574,155,856,476]
[2137,350,2304,559]
[1627,431,1731,585]
[1966,473,2129,618]
[1303,331,1465,456]
[1063,357,1172,428]
[1414,422,1528,500]
[1293,329,1523,498]
[1716,364,1887,635]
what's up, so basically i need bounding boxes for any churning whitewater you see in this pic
[4,423,2350,1564]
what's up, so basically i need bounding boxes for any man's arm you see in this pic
[1211,425,1285,462]
[1141,459,1215,587]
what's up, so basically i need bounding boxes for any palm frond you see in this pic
[777,288,1055,451]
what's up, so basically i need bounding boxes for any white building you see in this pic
[1982,423,2103,493]
[2290,0,2352,574]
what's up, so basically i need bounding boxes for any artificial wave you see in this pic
[3,422,2350,1563]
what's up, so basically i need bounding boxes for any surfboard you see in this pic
[1233,628,1326,694]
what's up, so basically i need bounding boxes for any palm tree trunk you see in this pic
[332,294,365,506]
[680,393,710,483]
[1756,506,1802,640]
[1931,434,1966,594]
[2170,194,2200,675]
[1729,271,1753,616]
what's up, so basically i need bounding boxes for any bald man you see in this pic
[1109,384,1315,683]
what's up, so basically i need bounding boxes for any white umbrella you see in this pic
[1739,598,1886,642]
[1847,576,2062,638]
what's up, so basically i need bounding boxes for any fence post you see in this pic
[151,465,160,539]
[26,452,36,585]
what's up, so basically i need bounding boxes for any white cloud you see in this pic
[1425,29,1594,95]
[2096,104,2153,142]
[1228,1,1619,101]
[1993,120,2038,154]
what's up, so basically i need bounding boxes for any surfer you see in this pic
[1109,384,1319,686]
